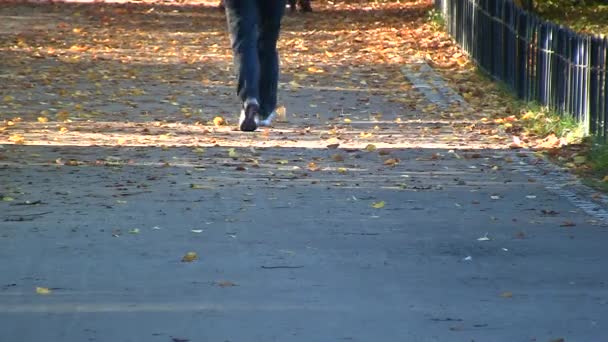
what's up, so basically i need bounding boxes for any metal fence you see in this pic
[435,0,608,138]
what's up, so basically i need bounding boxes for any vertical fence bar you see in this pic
[590,36,599,136]
[603,38,608,138]
[435,0,603,137]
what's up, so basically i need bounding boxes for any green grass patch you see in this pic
[534,0,608,36]
[519,105,586,144]
[427,8,445,29]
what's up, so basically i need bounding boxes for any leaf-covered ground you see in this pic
[0,0,513,150]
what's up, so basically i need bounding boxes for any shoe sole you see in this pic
[240,105,258,132]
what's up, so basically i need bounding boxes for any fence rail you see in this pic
[435,0,608,138]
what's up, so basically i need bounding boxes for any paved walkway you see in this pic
[1,2,608,341]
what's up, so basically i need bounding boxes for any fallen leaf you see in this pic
[307,162,320,171]
[509,136,523,149]
[217,280,237,288]
[228,148,239,158]
[213,116,225,126]
[8,134,25,144]
[560,221,576,227]
[326,143,340,149]
[37,116,49,123]
[2,196,15,202]
[500,291,513,298]
[190,184,212,190]
[383,158,399,166]
[371,201,385,208]
[191,229,203,233]
[128,228,140,234]
[477,233,491,241]
[181,252,198,262]
[364,144,377,152]
[36,287,52,295]
[343,118,352,124]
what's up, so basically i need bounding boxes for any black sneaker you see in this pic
[239,100,259,132]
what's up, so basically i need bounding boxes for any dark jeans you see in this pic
[224,0,286,118]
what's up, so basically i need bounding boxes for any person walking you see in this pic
[223,0,287,132]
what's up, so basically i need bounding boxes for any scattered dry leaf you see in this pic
[181,252,198,262]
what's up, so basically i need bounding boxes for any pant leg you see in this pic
[224,0,260,103]
[256,0,286,117]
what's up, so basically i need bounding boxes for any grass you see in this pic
[534,0,608,36]
[519,105,586,144]
[427,8,445,29]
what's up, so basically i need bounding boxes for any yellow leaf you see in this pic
[500,291,513,298]
[59,127,69,133]
[360,132,373,139]
[371,201,385,209]
[307,162,320,171]
[36,287,52,295]
[213,116,225,126]
[3,95,14,103]
[190,184,212,190]
[181,251,198,262]
[8,134,25,144]
[521,111,535,120]
[343,118,352,124]
[228,148,239,158]
[307,66,324,73]
[193,147,205,154]
[276,159,289,165]
[2,196,15,202]
[337,167,347,173]
[37,116,49,123]
[602,175,608,183]
[116,138,127,145]
[364,144,377,152]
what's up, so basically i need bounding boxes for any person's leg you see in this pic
[257,0,286,123]
[224,0,261,131]
[224,0,260,104]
